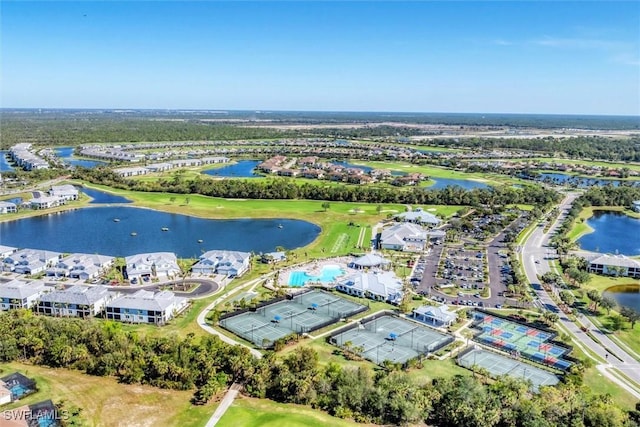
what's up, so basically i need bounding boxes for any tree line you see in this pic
[73,167,560,208]
[1,310,638,426]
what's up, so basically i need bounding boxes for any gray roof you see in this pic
[352,253,390,267]
[107,290,185,312]
[39,285,112,305]
[394,209,441,224]
[413,305,457,322]
[380,223,428,245]
[338,271,403,298]
[0,279,48,299]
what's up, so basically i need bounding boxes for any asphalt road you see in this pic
[110,278,220,298]
[521,192,640,393]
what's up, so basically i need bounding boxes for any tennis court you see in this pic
[472,311,572,371]
[220,290,367,348]
[458,348,559,391]
[331,314,454,365]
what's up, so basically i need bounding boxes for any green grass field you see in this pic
[0,362,213,427]
[217,397,375,427]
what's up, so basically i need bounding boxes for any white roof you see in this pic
[395,209,441,224]
[352,253,390,267]
[338,271,403,298]
[413,305,458,322]
[0,279,48,300]
[590,254,640,269]
[380,223,428,245]
[107,289,186,312]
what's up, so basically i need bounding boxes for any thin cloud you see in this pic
[612,53,640,67]
[532,36,626,50]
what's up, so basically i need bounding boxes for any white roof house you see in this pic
[0,279,49,310]
[125,252,180,281]
[105,290,188,325]
[0,245,17,259]
[0,201,17,214]
[380,223,428,252]
[3,249,61,275]
[336,271,403,304]
[633,200,640,213]
[192,250,251,277]
[588,254,640,278]
[413,305,458,326]
[49,184,79,201]
[394,208,441,226]
[349,253,391,269]
[28,192,66,210]
[36,285,115,317]
[47,253,115,279]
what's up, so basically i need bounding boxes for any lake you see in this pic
[604,284,640,311]
[0,151,14,171]
[202,160,263,178]
[81,187,132,204]
[578,212,640,255]
[427,178,489,190]
[55,146,107,168]
[0,206,320,257]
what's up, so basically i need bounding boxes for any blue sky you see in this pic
[2,1,639,115]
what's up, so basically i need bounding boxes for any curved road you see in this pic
[522,192,640,397]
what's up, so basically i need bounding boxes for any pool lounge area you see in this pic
[287,264,346,287]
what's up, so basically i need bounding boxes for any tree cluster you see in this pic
[73,167,560,208]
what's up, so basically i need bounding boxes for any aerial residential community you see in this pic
[1,1,639,427]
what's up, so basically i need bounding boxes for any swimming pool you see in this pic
[288,265,345,287]
[10,383,32,399]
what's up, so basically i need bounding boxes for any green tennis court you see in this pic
[331,314,454,365]
[458,348,559,391]
[220,290,367,348]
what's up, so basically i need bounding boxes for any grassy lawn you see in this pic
[72,183,468,259]
[0,362,212,427]
[217,396,375,427]
[569,274,640,359]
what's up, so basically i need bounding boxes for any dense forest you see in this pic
[0,310,637,427]
[73,168,560,207]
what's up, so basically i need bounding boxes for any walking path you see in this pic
[205,382,242,427]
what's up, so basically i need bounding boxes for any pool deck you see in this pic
[278,256,355,287]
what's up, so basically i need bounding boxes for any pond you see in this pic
[427,178,489,190]
[202,160,263,178]
[81,187,132,204]
[603,284,640,311]
[55,146,107,169]
[578,212,640,256]
[0,206,320,257]
[0,151,14,171]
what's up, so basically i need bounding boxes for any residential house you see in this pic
[0,245,17,259]
[113,166,149,177]
[46,253,115,280]
[412,305,458,326]
[192,250,251,277]
[379,223,428,252]
[36,285,115,317]
[0,279,49,310]
[394,208,441,226]
[633,200,640,213]
[335,271,403,304]
[125,252,180,282]
[261,251,287,264]
[105,290,188,325]
[3,249,61,274]
[28,191,66,210]
[49,184,79,201]
[588,254,640,278]
[0,201,17,214]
